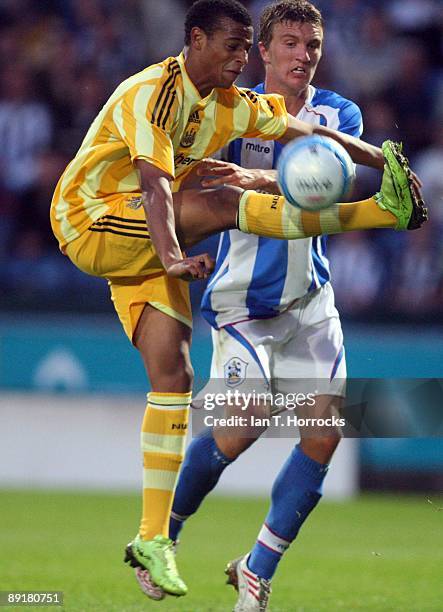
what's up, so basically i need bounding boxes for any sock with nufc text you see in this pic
[139,391,191,540]
[237,190,396,240]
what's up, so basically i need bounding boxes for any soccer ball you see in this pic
[277,135,355,210]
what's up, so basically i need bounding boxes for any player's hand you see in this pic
[166,253,215,282]
[197,158,265,189]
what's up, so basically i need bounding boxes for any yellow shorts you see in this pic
[65,195,192,342]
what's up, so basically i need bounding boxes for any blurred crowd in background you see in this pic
[0,0,442,321]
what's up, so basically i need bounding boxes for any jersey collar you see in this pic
[305,85,316,105]
[253,82,316,106]
[177,51,216,106]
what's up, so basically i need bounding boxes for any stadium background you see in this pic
[0,1,442,610]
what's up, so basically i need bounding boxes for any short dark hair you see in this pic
[185,0,252,46]
[259,0,323,48]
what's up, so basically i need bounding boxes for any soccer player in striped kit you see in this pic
[166,2,423,609]
[50,0,425,601]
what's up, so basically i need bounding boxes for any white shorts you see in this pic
[203,283,346,402]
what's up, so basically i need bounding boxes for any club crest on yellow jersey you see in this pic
[188,110,201,124]
[180,127,198,148]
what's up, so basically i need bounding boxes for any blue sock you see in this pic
[169,428,232,541]
[248,444,329,580]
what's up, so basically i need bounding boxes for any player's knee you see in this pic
[318,435,341,458]
[179,339,194,374]
[214,432,259,460]
[214,186,242,218]
[169,350,194,391]
[149,343,194,392]
[155,368,193,393]
[301,435,341,464]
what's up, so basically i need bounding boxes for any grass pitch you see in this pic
[0,491,442,611]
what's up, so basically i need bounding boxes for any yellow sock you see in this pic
[238,191,397,239]
[139,391,191,540]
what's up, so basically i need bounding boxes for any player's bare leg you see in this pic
[134,304,193,393]
[214,394,342,466]
[211,399,271,459]
[214,394,342,462]
[172,186,240,248]
[297,394,343,462]
[124,305,192,598]
[215,425,265,459]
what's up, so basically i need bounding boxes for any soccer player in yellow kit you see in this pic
[50,0,426,598]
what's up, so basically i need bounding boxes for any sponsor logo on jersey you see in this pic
[245,142,271,154]
[174,153,197,167]
[224,357,248,387]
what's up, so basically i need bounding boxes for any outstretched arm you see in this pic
[281,114,384,170]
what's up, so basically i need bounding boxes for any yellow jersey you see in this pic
[51,52,288,249]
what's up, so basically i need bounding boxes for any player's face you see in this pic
[259,20,323,94]
[197,19,253,89]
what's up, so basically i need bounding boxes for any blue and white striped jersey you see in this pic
[201,83,363,329]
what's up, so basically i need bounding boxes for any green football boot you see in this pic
[375,140,428,230]
[124,534,187,597]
